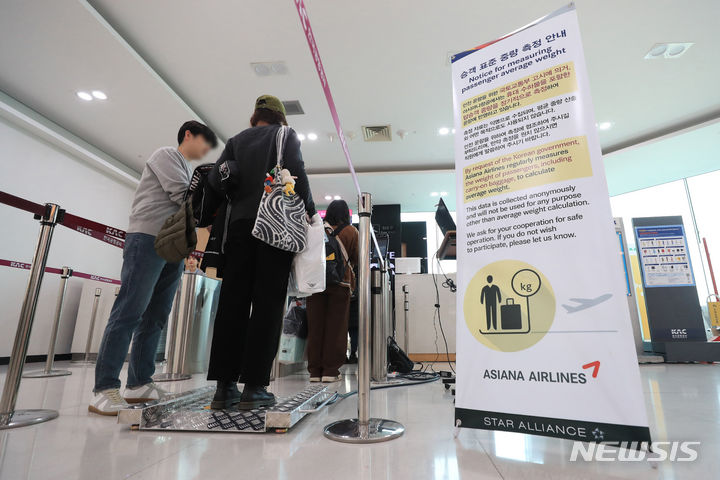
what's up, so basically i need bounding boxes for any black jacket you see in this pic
[198,125,315,275]
[208,124,315,222]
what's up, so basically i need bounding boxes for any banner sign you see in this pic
[451,5,650,443]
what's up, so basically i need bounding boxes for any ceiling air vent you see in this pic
[361,125,392,142]
[282,100,304,116]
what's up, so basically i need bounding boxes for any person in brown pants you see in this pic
[306,200,359,383]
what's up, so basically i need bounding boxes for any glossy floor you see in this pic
[0,361,717,479]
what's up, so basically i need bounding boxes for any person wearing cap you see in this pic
[200,95,316,409]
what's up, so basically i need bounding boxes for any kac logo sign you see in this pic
[670,328,688,339]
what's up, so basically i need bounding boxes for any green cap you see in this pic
[255,95,286,115]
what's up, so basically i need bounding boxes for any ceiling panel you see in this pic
[87,0,720,174]
[0,0,216,171]
[0,0,717,214]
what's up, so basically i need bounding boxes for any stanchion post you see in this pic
[403,285,410,352]
[324,193,404,443]
[73,289,102,364]
[153,275,191,382]
[23,267,73,378]
[84,288,102,363]
[371,268,388,382]
[0,203,63,429]
[382,266,393,363]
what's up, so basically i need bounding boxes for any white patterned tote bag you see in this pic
[252,126,308,252]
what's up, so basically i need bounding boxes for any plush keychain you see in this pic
[264,173,273,194]
[279,169,296,196]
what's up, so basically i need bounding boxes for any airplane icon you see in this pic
[562,294,613,313]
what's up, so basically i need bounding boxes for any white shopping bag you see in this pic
[290,213,326,296]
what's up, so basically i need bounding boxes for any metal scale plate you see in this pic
[117,384,329,433]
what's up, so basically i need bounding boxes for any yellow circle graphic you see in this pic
[464,259,555,352]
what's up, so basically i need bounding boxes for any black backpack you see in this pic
[325,224,349,286]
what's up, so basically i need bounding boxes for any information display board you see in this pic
[633,216,705,345]
[635,225,695,288]
[451,5,650,443]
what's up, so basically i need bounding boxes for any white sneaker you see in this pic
[88,388,129,416]
[321,375,342,383]
[123,383,169,404]
[310,377,322,383]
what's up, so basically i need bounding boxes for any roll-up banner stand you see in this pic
[451,4,650,443]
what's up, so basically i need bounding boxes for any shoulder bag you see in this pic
[251,125,308,252]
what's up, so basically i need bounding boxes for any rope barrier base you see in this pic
[0,409,59,430]
[22,369,71,379]
[323,418,405,444]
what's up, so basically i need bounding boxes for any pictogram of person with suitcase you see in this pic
[480,268,541,335]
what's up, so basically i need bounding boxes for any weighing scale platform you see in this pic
[117,384,331,433]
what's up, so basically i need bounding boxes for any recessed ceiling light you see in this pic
[440,192,448,196]
[597,121,613,130]
[324,195,333,201]
[451,128,456,134]
[271,62,288,74]
[648,44,667,57]
[667,44,687,56]
[251,61,288,76]
[644,42,694,60]
[438,127,450,135]
[76,91,93,101]
[307,133,318,141]
[91,90,107,100]
[252,63,271,76]
[430,192,439,197]
[333,195,342,200]
[297,133,306,141]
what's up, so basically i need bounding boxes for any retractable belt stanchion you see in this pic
[23,266,73,378]
[0,203,63,429]
[324,193,404,443]
[73,288,102,365]
[371,268,388,382]
[153,276,192,382]
[402,285,410,352]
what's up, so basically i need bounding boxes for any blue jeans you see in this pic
[94,233,183,392]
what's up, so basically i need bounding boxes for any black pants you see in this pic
[207,219,293,386]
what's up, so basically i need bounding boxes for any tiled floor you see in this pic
[0,361,717,479]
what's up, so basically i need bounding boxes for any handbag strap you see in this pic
[274,125,289,177]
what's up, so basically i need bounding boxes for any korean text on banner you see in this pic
[451,4,650,443]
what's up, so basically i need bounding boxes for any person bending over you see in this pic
[306,200,359,383]
[90,121,217,415]
[201,95,316,409]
